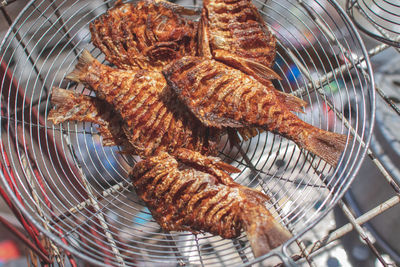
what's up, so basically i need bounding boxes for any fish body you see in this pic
[90,0,197,71]
[130,149,291,257]
[48,87,132,149]
[66,51,220,158]
[163,57,348,166]
[200,0,281,82]
[199,0,307,113]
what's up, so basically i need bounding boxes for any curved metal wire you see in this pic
[0,0,374,266]
[347,0,400,47]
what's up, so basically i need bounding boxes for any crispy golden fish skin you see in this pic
[199,0,282,81]
[199,0,307,113]
[130,148,291,257]
[90,0,197,71]
[163,57,349,166]
[48,87,134,149]
[65,51,220,158]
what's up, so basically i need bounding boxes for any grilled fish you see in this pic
[48,87,134,150]
[65,51,219,157]
[130,148,291,257]
[199,0,307,112]
[163,57,348,166]
[199,0,280,80]
[90,0,198,71]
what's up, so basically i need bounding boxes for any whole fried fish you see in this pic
[163,57,349,166]
[199,0,307,113]
[65,50,220,157]
[199,0,279,80]
[91,0,198,71]
[131,148,291,257]
[48,87,134,150]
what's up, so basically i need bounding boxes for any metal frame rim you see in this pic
[0,0,376,265]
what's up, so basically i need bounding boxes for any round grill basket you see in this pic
[346,0,400,47]
[0,0,374,266]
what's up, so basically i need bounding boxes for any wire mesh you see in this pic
[346,0,400,48]
[0,0,375,266]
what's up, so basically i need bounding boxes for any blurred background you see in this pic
[0,0,399,266]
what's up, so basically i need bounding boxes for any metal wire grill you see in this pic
[346,0,400,47]
[0,0,379,266]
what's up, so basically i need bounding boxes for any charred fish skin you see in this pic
[66,51,220,158]
[200,0,282,81]
[203,0,276,66]
[48,87,132,149]
[130,149,291,256]
[90,0,198,71]
[199,0,308,112]
[163,57,349,167]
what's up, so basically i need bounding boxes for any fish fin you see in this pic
[152,0,199,15]
[174,148,241,174]
[240,190,291,257]
[114,0,124,6]
[244,216,292,258]
[275,91,307,113]
[214,161,241,174]
[49,87,75,106]
[228,127,263,143]
[48,87,81,124]
[66,50,96,82]
[237,127,263,141]
[213,49,281,81]
[198,11,212,58]
[306,130,349,167]
[198,112,244,128]
[117,148,137,155]
[227,128,241,150]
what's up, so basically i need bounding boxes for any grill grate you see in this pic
[3,0,399,266]
[346,0,400,48]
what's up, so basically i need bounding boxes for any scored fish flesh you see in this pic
[65,50,220,158]
[91,0,198,71]
[130,148,292,257]
[163,56,349,166]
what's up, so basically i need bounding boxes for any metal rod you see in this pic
[286,25,400,198]
[49,1,79,56]
[0,6,49,94]
[294,9,400,197]
[164,234,190,266]
[15,124,65,263]
[304,195,399,257]
[64,131,127,266]
[0,214,53,264]
[233,239,249,264]
[339,201,389,266]
[375,86,400,116]
[51,181,131,225]
[291,36,398,98]
[353,2,400,49]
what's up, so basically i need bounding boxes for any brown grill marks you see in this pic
[65,51,220,158]
[90,0,197,71]
[164,57,349,166]
[48,87,132,149]
[202,0,276,67]
[47,0,348,259]
[164,56,284,128]
[130,149,291,254]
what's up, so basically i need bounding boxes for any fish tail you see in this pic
[50,87,75,106]
[66,49,96,83]
[241,204,291,258]
[275,91,307,113]
[305,130,349,167]
[48,87,79,124]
